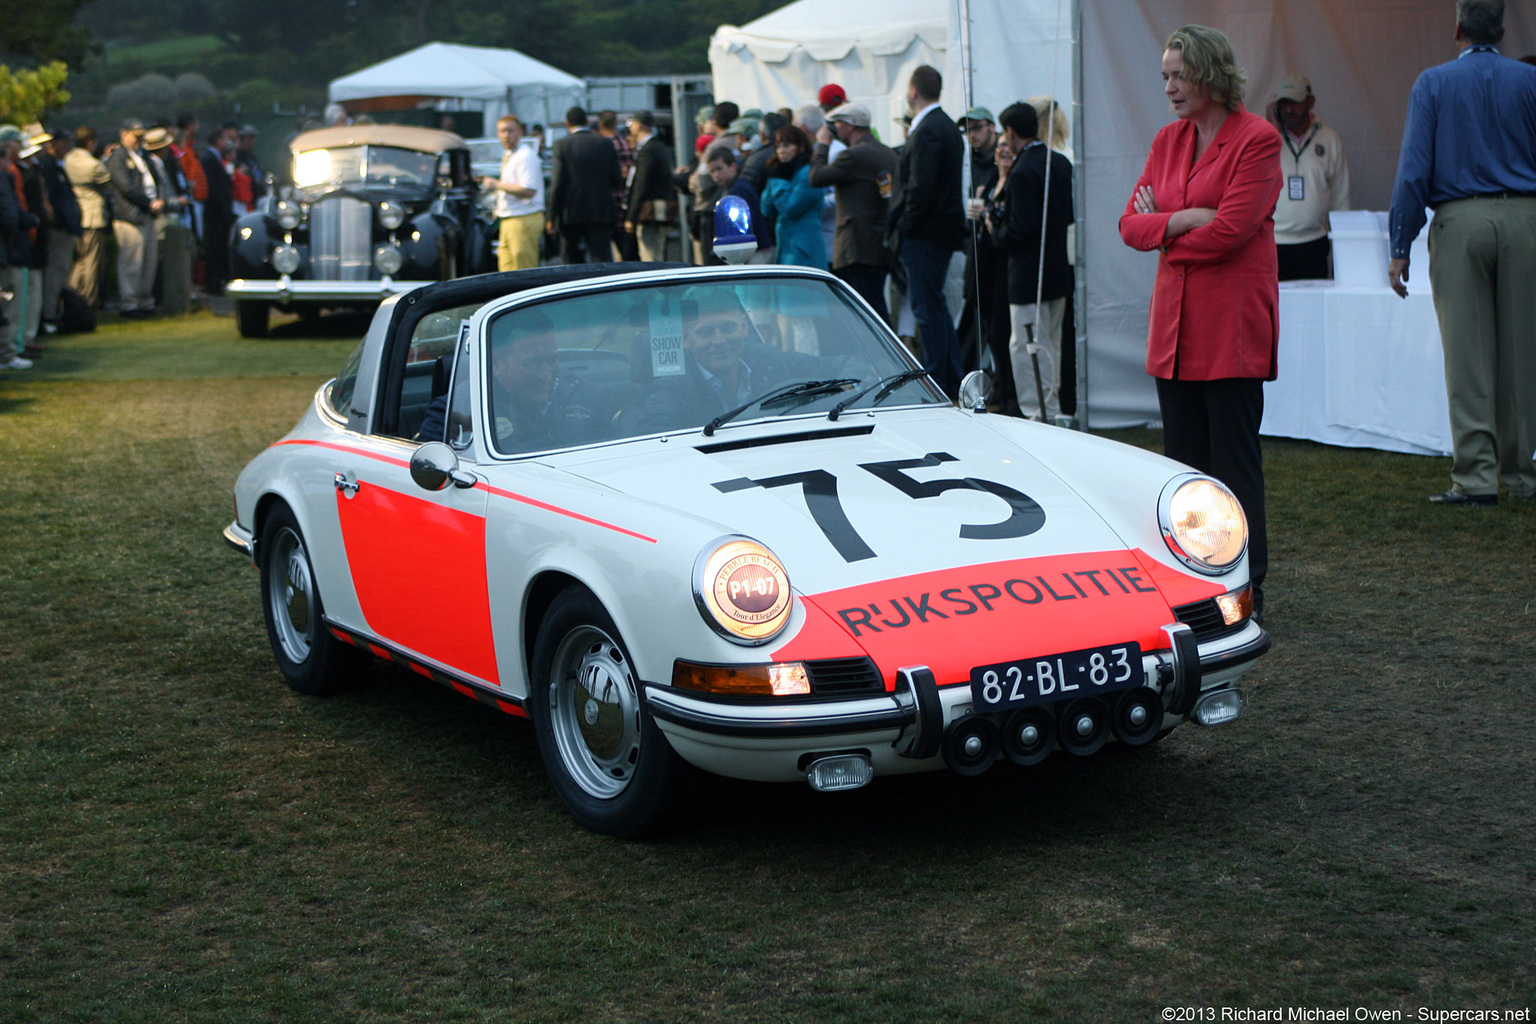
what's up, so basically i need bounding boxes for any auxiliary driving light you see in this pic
[807,754,873,792]
[1002,706,1056,766]
[271,244,301,275]
[942,716,1000,777]
[1057,696,1109,756]
[373,244,404,276]
[1192,688,1244,727]
[1111,686,1165,746]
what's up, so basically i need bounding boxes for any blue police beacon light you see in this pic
[712,195,757,264]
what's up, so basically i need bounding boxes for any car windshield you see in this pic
[482,275,944,456]
[292,144,439,197]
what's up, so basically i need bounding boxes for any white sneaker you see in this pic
[4,355,35,370]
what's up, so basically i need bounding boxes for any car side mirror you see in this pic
[958,370,993,413]
[411,441,477,491]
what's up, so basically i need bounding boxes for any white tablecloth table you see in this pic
[1261,281,1452,456]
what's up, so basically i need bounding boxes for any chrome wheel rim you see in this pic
[269,526,315,665]
[548,625,641,800]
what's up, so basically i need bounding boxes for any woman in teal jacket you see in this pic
[760,126,827,269]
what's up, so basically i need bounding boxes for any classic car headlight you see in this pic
[1159,475,1248,574]
[373,244,403,276]
[693,537,792,645]
[271,244,301,274]
[274,200,303,231]
[377,201,405,230]
[293,149,331,188]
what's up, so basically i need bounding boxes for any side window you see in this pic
[446,322,474,450]
[326,339,366,418]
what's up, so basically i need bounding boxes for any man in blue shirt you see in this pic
[1388,0,1536,506]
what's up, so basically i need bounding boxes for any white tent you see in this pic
[712,1,1536,428]
[708,0,948,140]
[328,42,585,136]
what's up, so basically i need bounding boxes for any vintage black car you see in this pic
[226,125,495,337]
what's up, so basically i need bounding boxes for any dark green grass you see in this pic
[1,321,1533,1022]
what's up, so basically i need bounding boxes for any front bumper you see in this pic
[646,619,1270,782]
[226,276,427,304]
[223,520,255,562]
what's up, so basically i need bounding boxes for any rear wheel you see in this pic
[236,299,270,338]
[258,504,365,694]
[529,587,691,837]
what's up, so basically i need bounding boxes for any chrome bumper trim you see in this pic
[226,277,427,303]
[222,521,255,561]
[644,685,914,739]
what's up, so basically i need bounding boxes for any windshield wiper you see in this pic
[827,368,932,420]
[703,378,861,436]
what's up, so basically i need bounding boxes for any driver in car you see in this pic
[639,289,848,433]
[417,310,597,452]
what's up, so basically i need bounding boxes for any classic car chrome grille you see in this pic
[806,657,884,696]
[309,197,373,280]
[1172,598,1245,642]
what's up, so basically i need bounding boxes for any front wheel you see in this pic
[529,587,691,837]
[236,299,270,338]
[258,504,365,695]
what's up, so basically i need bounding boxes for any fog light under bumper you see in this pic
[807,755,873,792]
[1192,688,1244,727]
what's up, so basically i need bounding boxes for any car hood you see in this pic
[548,411,1227,682]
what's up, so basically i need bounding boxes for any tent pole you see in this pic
[1072,0,1087,430]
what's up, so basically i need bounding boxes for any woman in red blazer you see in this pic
[1119,24,1280,618]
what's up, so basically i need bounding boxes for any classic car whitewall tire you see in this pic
[236,300,271,339]
[530,587,691,838]
[259,505,365,695]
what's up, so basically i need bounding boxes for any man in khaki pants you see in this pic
[1388,0,1536,506]
[481,116,544,272]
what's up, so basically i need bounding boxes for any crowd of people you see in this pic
[488,71,1078,423]
[0,115,267,370]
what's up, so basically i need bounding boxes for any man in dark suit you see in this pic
[623,111,675,262]
[888,65,966,397]
[547,107,622,264]
[809,103,898,320]
[990,102,1074,421]
[200,125,237,295]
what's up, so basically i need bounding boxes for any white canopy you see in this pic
[709,0,949,139]
[328,42,586,135]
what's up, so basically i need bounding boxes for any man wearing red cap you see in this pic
[818,84,848,113]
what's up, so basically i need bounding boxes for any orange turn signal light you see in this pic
[672,660,811,697]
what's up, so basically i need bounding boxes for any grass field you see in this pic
[1,310,1533,1022]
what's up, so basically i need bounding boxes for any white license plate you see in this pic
[970,642,1143,712]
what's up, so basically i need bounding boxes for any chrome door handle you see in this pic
[333,472,360,497]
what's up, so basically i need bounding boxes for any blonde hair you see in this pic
[1026,95,1070,152]
[1165,24,1247,112]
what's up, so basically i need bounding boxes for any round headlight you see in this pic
[378,201,405,230]
[1159,475,1248,574]
[271,243,301,275]
[274,200,303,231]
[693,537,793,645]
[373,244,404,276]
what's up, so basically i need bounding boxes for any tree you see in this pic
[0,61,72,126]
[0,0,98,69]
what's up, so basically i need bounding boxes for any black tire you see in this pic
[528,587,691,837]
[236,299,270,338]
[258,504,366,695]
